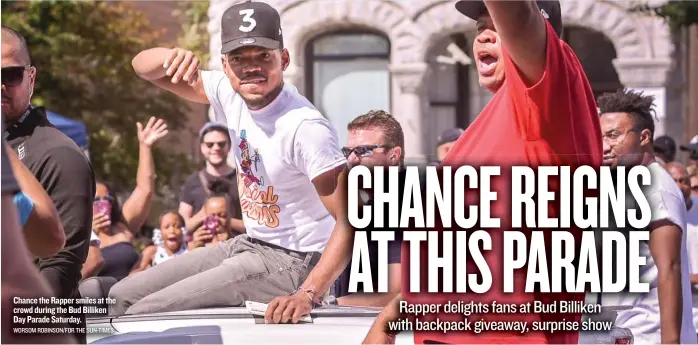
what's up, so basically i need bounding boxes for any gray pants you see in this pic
[108,235,318,316]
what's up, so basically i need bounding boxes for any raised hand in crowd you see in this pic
[122,116,168,232]
[90,117,168,282]
[137,116,169,147]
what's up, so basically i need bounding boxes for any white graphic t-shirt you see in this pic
[602,163,698,344]
[686,196,698,330]
[201,71,346,252]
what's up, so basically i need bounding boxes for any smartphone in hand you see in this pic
[93,200,112,218]
[204,215,218,235]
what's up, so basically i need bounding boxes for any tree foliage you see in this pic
[1,1,196,195]
[656,1,698,28]
[174,1,211,68]
[631,1,698,29]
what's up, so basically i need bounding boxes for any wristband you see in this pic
[296,286,322,306]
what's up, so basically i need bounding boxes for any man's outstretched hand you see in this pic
[264,293,313,324]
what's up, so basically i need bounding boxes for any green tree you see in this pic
[631,1,698,29]
[2,1,196,195]
[655,2,698,28]
[174,1,211,67]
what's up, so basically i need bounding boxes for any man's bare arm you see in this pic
[5,143,65,257]
[132,47,208,104]
[265,165,356,323]
[300,165,355,294]
[483,0,548,86]
[648,219,683,344]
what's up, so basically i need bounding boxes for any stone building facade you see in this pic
[206,0,682,163]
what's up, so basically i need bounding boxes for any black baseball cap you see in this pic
[220,1,284,54]
[455,0,563,38]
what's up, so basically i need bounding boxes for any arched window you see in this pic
[305,31,391,145]
[562,26,622,98]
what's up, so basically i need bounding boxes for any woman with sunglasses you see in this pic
[92,117,168,281]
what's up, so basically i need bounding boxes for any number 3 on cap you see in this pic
[239,9,257,32]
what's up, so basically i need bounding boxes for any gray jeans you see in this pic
[108,235,318,316]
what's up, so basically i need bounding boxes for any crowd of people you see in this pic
[2,0,698,344]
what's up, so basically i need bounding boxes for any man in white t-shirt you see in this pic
[108,1,347,316]
[665,161,698,334]
[597,89,697,344]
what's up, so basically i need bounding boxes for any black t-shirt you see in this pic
[334,167,419,297]
[180,169,243,220]
[5,106,95,298]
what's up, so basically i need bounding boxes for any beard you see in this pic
[240,83,284,110]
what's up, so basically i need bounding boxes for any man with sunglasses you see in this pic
[327,110,406,307]
[178,122,244,234]
[597,89,697,344]
[2,25,95,343]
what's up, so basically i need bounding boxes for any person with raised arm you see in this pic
[267,2,603,345]
[108,1,347,316]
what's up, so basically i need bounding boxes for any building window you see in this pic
[562,26,622,98]
[305,31,391,146]
[426,34,482,158]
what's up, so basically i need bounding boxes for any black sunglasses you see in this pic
[203,141,228,149]
[341,144,391,158]
[2,65,30,87]
[94,195,115,202]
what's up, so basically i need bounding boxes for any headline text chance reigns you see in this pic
[347,165,651,230]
